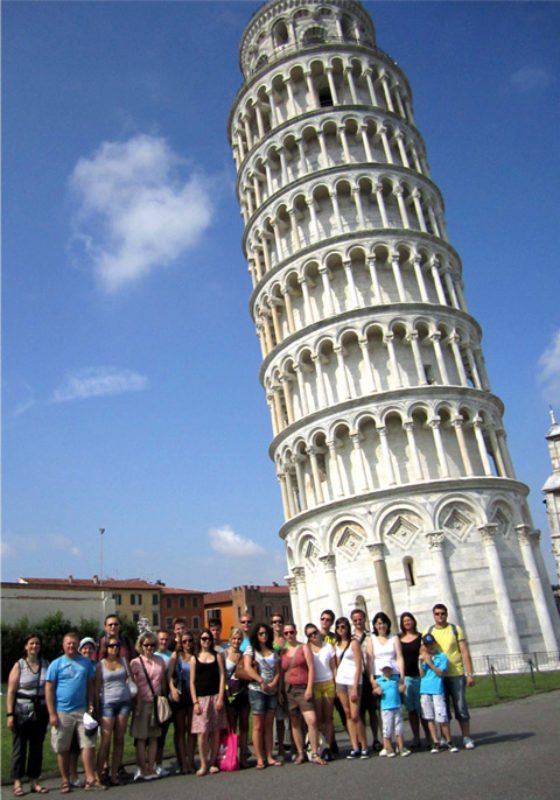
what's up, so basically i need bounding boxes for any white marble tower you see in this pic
[228,0,560,660]
[543,409,560,582]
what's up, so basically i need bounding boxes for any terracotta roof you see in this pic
[159,586,204,595]
[17,577,203,592]
[204,590,232,605]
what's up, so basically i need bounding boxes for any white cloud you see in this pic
[48,535,82,558]
[537,329,560,403]
[208,525,266,558]
[51,366,149,403]
[69,134,213,292]
[510,66,551,93]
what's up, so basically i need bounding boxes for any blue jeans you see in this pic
[248,688,278,715]
[443,675,470,722]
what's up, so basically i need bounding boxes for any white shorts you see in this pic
[381,708,404,739]
[420,693,448,723]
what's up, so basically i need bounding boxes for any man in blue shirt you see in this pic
[45,632,100,792]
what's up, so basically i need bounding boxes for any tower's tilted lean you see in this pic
[228,0,560,659]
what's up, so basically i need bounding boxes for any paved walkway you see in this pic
[11,691,560,799]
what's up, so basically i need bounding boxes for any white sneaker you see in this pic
[132,769,143,783]
[400,748,411,757]
[463,736,475,750]
[386,750,397,758]
[154,766,169,777]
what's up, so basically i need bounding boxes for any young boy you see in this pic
[419,634,458,753]
[373,665,410,758]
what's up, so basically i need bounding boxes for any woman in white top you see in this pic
[243,623,281,769]
[334,617,367,759]
[366,612,405,690]
[305,623,336,759]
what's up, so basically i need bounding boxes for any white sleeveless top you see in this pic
[335,642,362,686]
[372,634,398,675]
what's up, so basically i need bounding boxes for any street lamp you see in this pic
[99,528,105,583]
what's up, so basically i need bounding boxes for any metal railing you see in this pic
[472,650,560,676]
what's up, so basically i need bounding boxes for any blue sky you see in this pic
[3,1,560,592]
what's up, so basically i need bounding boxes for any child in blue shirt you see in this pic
[373,665,410,757]
[419,634,458,752]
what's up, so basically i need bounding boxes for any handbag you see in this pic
[139,656,171,724]
[217,727,239,772]
[123,658,138,698]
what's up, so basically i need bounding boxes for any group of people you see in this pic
[6,603,476,793]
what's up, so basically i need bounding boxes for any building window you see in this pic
[282,605,289,618]
[166,617,173,629]
[152,594,158,606]
[166,597,172,610]
[192,616,200,630]
[152,612,159,626]
[133,612,139,623]
[112,593,122,605]
[179,597,186,609]
[130,593,141,606]
[192,596,199,608]
[207,608,221,623]
[265,605,271,618]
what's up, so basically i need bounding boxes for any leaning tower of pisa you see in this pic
[228,0,560,659]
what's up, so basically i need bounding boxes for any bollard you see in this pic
[490,664,499,698]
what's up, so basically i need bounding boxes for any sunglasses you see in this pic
[200,636,211,642]
[284,630,296,635]
[308,631,319,637]
[182,638,193,644]
[336,624,348,629]
[107,643,119,648]
[143,643,155,648]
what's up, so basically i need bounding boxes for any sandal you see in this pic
[310,752,327,765]
[60,784,71,795]
[255,762,266,770]
[195,768,207,777]
[208,766,220,774]
[31,787,49,795]
[84,782,107,792]
[267,760,283,767]
[14,787,25,797]
[293,753,305,765]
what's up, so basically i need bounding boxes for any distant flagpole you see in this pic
[99,528,105,583]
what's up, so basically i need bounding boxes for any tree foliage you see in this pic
[1,613,103,680]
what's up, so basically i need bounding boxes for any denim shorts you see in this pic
[248,688,278,715]
[101,700,131,718]
[403,676,422,714]
[444,675,470,722]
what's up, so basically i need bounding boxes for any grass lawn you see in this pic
[2,672,559,781]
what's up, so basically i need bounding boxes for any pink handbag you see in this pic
[217,727,239,772]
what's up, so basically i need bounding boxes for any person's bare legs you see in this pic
[111,716,129,781]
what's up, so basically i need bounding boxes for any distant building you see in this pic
[205,584,293,634]
[543,409,560,582]
[3,576,203,631]
[160,585,203,631]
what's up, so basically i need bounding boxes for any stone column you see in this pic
[285,575,300,628]
[479,524,522,654]
[425,531,459,622]
[517,526,560,651]
[319,554,342,614]
[367,543,396,627]
[292,566,310,629]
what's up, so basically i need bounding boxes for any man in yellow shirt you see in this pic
[424,603,475,750]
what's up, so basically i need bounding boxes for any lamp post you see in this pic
[99,528,105,584]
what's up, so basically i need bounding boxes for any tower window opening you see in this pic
[403,556,415,586]
[424,364,436,385]
[318,86,333,107]
[303,26,326,45]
